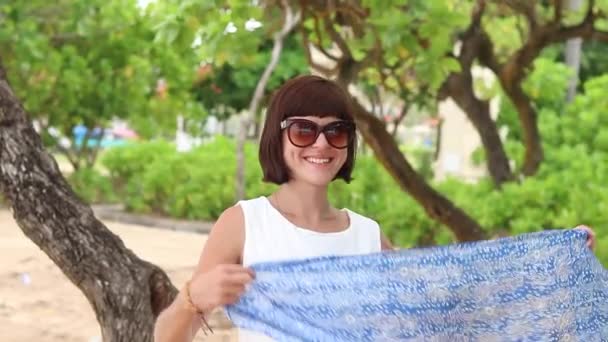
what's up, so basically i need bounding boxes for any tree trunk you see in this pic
[436,3,514,187]
[330,50,486,242]
[441,72,515,186]
[349,98,487,242]
[0,59,176,341]
[501,83,543,176]
[235,0,300,200]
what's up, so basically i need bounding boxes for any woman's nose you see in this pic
[311,131,331,148]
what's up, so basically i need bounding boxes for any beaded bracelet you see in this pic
[182,280,214,335]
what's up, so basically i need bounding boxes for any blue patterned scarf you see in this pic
[226,229,608,341]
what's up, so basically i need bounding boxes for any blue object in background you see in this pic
[71,125,130,148]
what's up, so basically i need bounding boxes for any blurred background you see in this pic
[1,0,607,340]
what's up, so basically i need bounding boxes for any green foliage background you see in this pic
[2,0,606,267]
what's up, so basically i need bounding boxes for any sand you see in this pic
[0,209,237,341]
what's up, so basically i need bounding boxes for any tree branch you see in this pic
[312,14,340,61]
[334,2,368,38]
[553,0,564,23]
[299,24,338,75]
[359,30,383,70]
[503,0,538,31]
[438,0,515,186]
[457,0,487,69]
[471,0,486,28]
[477,30,502,74]
[503,83,543,176]
[502,0,606,84]
[335,2,369,19]
[551,13,608,43]
[348,97,487,242]
[323,13,352,60]
[387,66,407,96]
[391,103,409,137]
[55,140,79,170]
[236,0,301,200]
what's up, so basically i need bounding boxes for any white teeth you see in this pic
[305,157,331,164]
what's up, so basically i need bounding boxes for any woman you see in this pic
[153,75,596,341]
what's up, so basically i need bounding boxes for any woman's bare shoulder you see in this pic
[196,204,246,268]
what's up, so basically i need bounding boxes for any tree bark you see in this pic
[441,71,515,186]
[500,82,543,176]
[337,65,485,241]
[0,58,176,341]
[439,1,515,187]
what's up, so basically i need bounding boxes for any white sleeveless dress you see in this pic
[234,196,381,341]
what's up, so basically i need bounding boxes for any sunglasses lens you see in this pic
[324,122,353,148]
[288,121,318,147]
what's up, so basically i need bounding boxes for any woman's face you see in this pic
[281,115,352,187]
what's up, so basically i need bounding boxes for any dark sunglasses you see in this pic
[280,119,356,149]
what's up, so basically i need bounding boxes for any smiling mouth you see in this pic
[304,157,332,164]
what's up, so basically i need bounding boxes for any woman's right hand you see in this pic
[188,264,255,314]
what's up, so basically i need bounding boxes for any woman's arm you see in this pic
[381,232,394,251]
[154,205,250,342]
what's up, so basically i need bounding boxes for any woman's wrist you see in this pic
[179,279,214,334]
[179,280,201,313]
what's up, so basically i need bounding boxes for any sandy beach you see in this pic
[0,209,237,341]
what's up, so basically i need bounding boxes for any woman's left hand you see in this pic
[575,225,596,250]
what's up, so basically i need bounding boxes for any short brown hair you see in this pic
[259,75,357,184]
